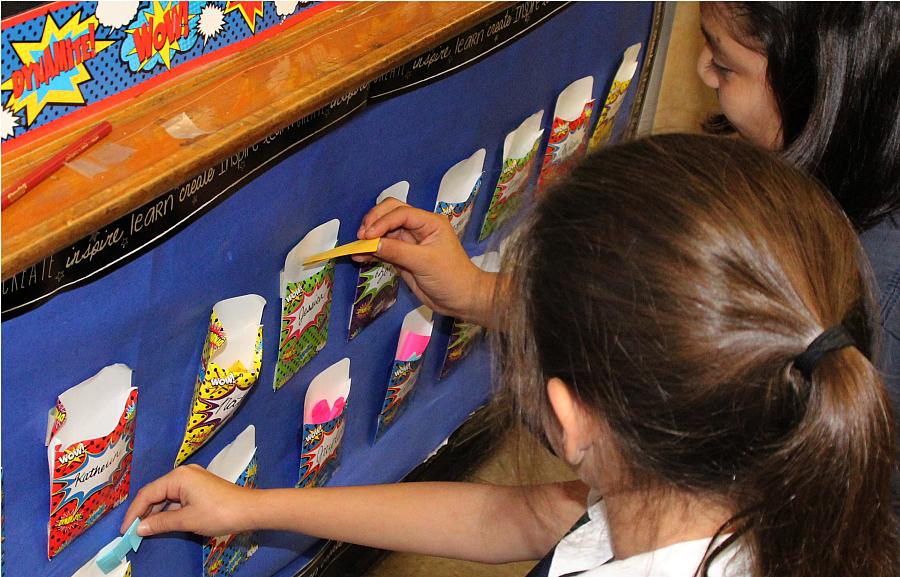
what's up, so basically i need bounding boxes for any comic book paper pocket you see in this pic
[204,425,258,577]
[275,219,340,390]
[588,43,642,152]
[175,294,266,466]
[538,76,595,193]
[480,112,545,241]
[376,306,434,440]
[298,358,351,488]
[46,364,137,559]
[434,149,486,237]
[440,252,501,378]
[349,182,409,341]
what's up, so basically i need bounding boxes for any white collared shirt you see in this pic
[547,497,751,577]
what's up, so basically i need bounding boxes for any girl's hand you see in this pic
[121,464,256,537]
[355,198,497,326]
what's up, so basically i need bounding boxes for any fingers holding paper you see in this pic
[357,196,404,235]
[122,465,252,538]
[357,199,447,248]
[355,201,497,326]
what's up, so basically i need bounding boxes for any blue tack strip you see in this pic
[123,517,144,552]
[96,518,143,574]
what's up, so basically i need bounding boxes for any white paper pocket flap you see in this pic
[436,149,487,206]
[213,294,266,369]
[50,364,134,452]
[376,181,410,205]
[555,76,594,121]
[283,219,340,285]
[402,305,434,337]
[505,111,545,160]
[616,43,642,82]
[396,306,434,359]
[206,425,256,484]
[303,358,352,423]
[471,251,501,274]
[71,551,130,577]
[46,408,58,446]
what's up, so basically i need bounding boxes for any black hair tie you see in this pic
[794,325,856,379]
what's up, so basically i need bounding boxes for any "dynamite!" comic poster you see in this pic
[1,2,334,146]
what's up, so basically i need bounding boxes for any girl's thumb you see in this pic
[374,237,427,272]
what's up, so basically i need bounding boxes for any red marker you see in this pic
[1,120,112,211]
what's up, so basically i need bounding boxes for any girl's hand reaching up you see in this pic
[121,465,255,537]
[355,198,500,327]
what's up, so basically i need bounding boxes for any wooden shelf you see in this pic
[1,1,505,279]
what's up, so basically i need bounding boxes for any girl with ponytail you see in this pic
[498,134,897,576]
[124,134,897,577]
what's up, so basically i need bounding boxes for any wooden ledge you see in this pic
[1,1,506,279]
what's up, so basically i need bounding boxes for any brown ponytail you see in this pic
[496,134,898,576]
[737,345,896,576]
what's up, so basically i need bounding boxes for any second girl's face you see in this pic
[697,4,782,150]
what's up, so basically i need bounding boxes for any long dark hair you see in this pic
[707,2,900,230]
[497,134,898,576]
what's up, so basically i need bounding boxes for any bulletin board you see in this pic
[0,3,657,577]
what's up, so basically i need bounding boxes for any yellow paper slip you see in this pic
[303,238,381,265]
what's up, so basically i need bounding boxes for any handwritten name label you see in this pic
[306,420,345,467]
[55,434,129,508]
[205,388,248,423]
[364,264,396,294]
[298,285,328,320]
[69,444,124,488]
[556,123,588,161]
[286,278,331,343]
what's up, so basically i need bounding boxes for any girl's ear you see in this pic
[546,377,595,466]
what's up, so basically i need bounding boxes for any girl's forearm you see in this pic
[245,481,588,564]
[468,271,508,330]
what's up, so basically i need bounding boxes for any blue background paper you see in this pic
[0,3,654,576]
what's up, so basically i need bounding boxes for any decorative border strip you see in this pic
[369,2,570,100]
[1,1,339,149]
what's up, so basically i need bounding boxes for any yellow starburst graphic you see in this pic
[225,2,265,34]
[0,11,115,126]
[125,1,197,71]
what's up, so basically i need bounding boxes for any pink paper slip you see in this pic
[396,332,431,361]
[309,396,346,424]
